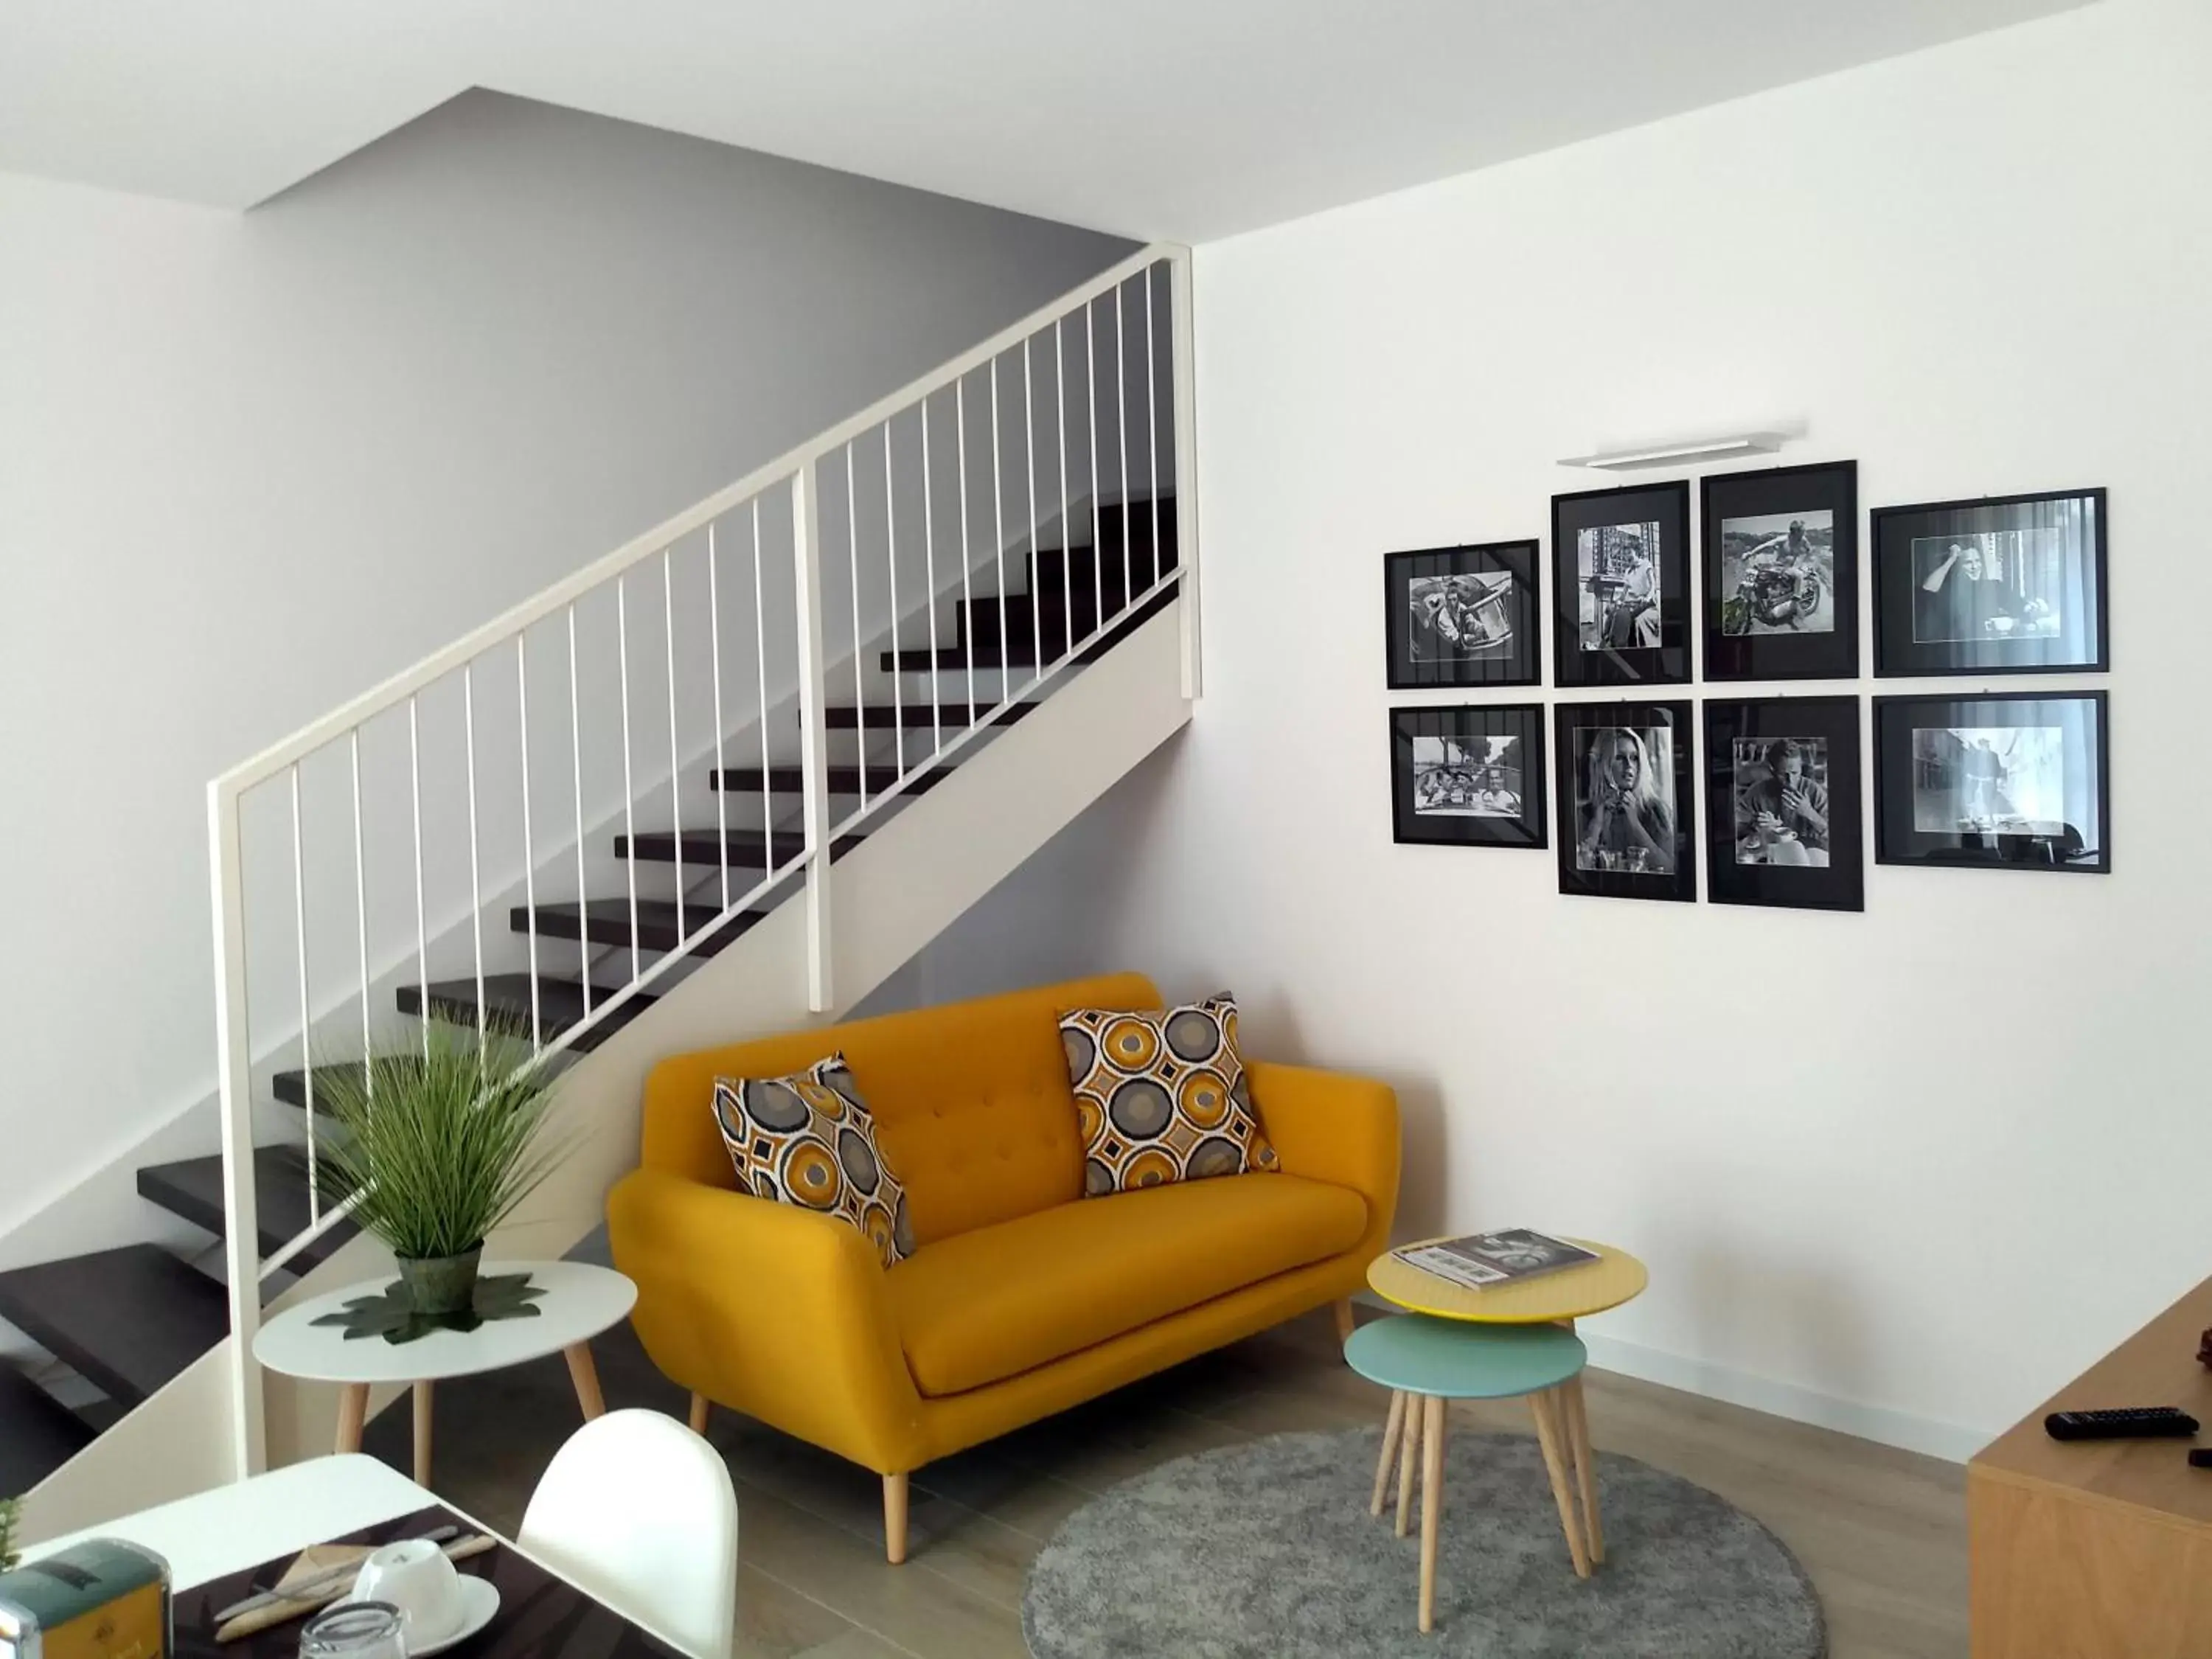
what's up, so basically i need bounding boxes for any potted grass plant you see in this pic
[318,1022,570,1317]
[0,1494,21,1572]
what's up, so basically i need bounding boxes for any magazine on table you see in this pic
[1392,1229,1600,1291]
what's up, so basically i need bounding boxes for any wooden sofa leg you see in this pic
[883,1472,910,1565]
[687,1392,711,1436]
[1333,1298,1357,1343]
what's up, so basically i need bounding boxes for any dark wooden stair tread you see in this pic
[613,826,866,864]
[0,1365,97,1491]
[397,975,655,1050]
[136,1148,355,1273]
[510,899,771,956]
[821,701,1034,731]
[0,1245,228,1408]
[708,764,955,796]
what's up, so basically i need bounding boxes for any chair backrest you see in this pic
[637,970,1162,1246]
[518,1410,738,1659]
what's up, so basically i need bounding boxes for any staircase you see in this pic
[0,244,1197,1524]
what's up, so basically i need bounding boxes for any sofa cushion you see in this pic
[1061,995,1279,1196]
[884,1174,1366,1397]
[712,1053,914,1267]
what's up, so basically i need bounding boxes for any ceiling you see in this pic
[0,0,2093,240]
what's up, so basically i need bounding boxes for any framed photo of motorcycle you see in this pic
[1872,487,2108,677]
[1382,540,1542,689]
[1703,695,1865,912]
[1551,481,1691,687]
[1702,460,1860,681]
[1552,700,1697,902]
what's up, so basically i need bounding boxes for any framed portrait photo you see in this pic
[1874,691,2109,873]
[1552,700,1697,902]
[1873,487,2107,676]
[1388,704,1546,849]
[1551,481,1691,687]
[1383,541,1541,689]
[1702,461,1859,681]
[1703,696,1864,912]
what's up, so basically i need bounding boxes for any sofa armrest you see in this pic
[607,1168,928,1474]
[1247,1060,1401,1250]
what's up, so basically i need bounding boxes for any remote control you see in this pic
[2044,1406,2199,1441]
[2189,1448,2212,1468]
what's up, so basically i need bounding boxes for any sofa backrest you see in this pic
[639,971,1162,1248]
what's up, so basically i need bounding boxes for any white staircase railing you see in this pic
[206,243,1197,1474]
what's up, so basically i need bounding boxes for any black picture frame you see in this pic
[1388,704,1547,849]
[1551,481,1691,687]
[1382,541,1542,689]
[1874,691,2110,873]
[1552,700,1697,902]
[1703,696,1865,912]
[1701,461,1860,681]
[1872,487,2108,676]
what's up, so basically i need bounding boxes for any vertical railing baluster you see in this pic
[709,522,730,916]
[617,576,640,987]
[1024,337,1040,692]
[883,422,903,784]
[350,729,370,1101]
[664,547,684,946]
[1170,252,1203,698]
[956,379,976,722]
[752,499,771,879]
[792,467,833,1012]
[517,636,540,1052]
[1147,263,1161,597]
[846,443,867,813]
[1057,319,1072,667]
[922,400,942,759]
[464,664,485,1045]
[207,779,266,1477]
[567,604,592,1019]
[1116,283,1132,614]
[408,695,428,1058]
[990,358,1008,710]
[288,763,316,1223]
[1087,302,1102,639]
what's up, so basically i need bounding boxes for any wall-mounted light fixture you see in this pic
[1558,432,1787,471]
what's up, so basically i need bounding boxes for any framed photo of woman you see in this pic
[1703,696,1865,911]
[1552,700,1697,902]
[1872,487,2107,676]
[1551,481,1691,687]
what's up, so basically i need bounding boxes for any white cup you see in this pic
[350,1539,464,1649]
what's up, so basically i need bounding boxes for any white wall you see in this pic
[956,0,2212,1457]
[0,88,1131,1262]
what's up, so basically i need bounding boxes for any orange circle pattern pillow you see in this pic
[1060,995,1279,1197]
[712,1051,914,1266]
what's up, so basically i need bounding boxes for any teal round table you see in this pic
[1343,1313,1590,1634]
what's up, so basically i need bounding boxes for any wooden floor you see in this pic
[367,1308,1968,1659]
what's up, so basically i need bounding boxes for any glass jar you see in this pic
[301,1600,408,1659]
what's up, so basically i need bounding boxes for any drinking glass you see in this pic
[301,1600,408,1659]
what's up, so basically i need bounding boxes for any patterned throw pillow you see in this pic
[1060,995,1280,1197]
[712,1052,914,1267]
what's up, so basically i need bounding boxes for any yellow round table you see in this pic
[1364,1238,1647,1573]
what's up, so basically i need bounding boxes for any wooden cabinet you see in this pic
[1969,1274,2212,1658]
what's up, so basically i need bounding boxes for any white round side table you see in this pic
[254,1260,637,1488]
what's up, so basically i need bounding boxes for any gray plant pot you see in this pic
[396,1244,484,1316]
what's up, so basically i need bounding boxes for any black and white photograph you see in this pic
[1703,461,1860,681]
[1875,692,2109,872]
[1704,697,1864,911]
[1874,487,2107,675]
[1552,481,1691,687]
[1383,540,1541,689]
[1552,700,1696,901]
[1389,703,1546,849]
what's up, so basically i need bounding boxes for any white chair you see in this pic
[518,1408,740,1659]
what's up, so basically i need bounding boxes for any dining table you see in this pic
[24,1454,689,1659]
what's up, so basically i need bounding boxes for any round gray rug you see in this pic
[1022,1428,1824,1658]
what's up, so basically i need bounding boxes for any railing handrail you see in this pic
[210,240,1188,798]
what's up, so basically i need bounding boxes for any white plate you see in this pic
[408,1575,501,1657]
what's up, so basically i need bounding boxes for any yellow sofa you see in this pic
[607,972,1399,1561]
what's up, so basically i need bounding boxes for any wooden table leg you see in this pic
[1564,1373,1604,1565]
[1371,1390,1407,1517]
[1529,1388,1592,1579]
[412,1381,434,1488]
[335,1383,369,1455]
[1418,1394,1446,1633]
[565,1341,607,1420]
[1395,1389,1424,1538]
[688,1392,711,1436]
[1333,1298,1357,1343]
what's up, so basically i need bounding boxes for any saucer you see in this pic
[406,1576,501,1658]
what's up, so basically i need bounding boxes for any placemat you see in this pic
[171,1506,683,1659]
